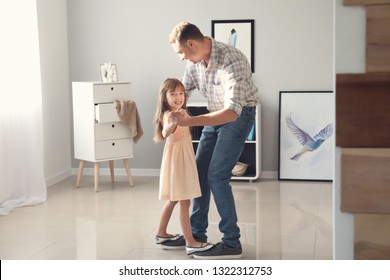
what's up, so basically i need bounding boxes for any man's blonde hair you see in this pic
[169,21,204,45]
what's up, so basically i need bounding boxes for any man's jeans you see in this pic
[190,106,256,248]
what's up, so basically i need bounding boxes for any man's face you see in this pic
[171,41,200,64]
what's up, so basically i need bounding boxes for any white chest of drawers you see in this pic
[72,82,134,191]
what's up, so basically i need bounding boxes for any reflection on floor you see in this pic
[0,176,332,260]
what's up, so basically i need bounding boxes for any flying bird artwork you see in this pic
[286,113,333,161]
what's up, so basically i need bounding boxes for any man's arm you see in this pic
[171,108,238,127]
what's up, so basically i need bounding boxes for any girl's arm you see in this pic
[162,111,177,138]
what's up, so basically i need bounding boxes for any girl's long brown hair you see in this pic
[153,78,187,142]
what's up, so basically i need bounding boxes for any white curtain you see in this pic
[0,1,47,215]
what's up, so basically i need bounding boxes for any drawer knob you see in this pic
[112,124,115,128]
[110,87,114,91]
[112,143,115,146]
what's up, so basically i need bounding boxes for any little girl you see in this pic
[153,78,213,255]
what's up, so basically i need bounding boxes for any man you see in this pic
[166,21,259,259]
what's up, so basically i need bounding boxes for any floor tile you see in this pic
[0,176,333,260]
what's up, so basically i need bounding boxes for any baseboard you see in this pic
[46,169,72,187]
[260,171,278,180]
[71,168,160,177]
[70,168,277,180]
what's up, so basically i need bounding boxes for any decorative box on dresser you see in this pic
[187,102,262,181]
[72,82,134,192]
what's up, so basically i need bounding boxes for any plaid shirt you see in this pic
[182,38,259,115]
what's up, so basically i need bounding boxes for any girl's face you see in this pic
[166,86,185,111]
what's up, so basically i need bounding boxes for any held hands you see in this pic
[170,109,189,126]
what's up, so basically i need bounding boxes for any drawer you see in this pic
[93,83,131,103]
[95,103,120,123]
[95,138,133,160]
[95,122,132,141]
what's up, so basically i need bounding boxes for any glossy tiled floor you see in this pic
[0,176,332,260]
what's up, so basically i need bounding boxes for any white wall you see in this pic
[37,0,72,186]
[334,0,366,260]
[66,0,333,175]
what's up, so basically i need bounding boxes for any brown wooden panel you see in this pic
[366,6,390,72]
[354,214,390,259]
[344,0,390,5]
[341,149,390,213]
[336,72,390,147]
[367,7,390,44]
[367,47,390,72]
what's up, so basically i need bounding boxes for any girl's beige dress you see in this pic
[159,124,201,201]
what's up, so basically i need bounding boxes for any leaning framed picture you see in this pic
[278,91,334,181]
[99,63,118,83]
[211,19,254,73]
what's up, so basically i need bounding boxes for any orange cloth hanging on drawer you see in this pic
[115,100,144,143]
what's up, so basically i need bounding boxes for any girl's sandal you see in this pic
[155,234,182,244]
[185,242,214,255]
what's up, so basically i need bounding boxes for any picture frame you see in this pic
[99,63,118,83]
[211,19,254,73]
[278,91,334,181]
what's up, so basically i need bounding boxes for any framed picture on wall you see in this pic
[211,19,254,73]
[278,91,334,181]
